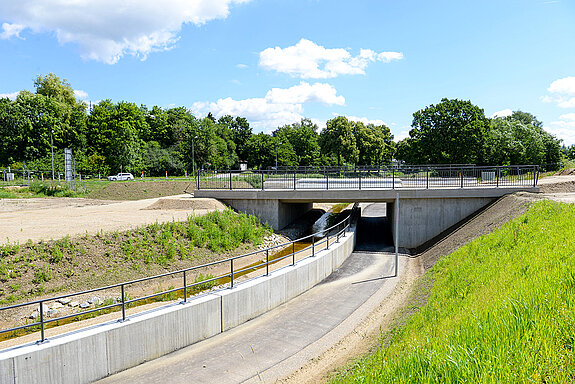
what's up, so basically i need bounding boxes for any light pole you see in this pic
[50,130,55,181]
[192,135,198,178]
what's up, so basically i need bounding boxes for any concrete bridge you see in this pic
[194,166,540,249]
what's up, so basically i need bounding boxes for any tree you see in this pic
[273,118,320,166]
[402,98,489,164]
[319,116,359,166]
[486,116,562,167]
[506,110,543,129]
[34,73,77,106]
[86,100,147,173]
[353,121,394,165]
[218,115,252,162]
[244,133,279,169]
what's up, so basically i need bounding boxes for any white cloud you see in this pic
[259,38,403,79]
[0,0,251,64]
[191,82,345,132]
[0,23,24,39]
[73,89,88,100]
[236,63,248,69]
[560,113,575,121]
[347,116,388,127]
[0,91,20,100]
[543,76,575,108]
[546,120,575,146]
[394,129,410,141]
[548,77,575,95]
[491,108,513,118]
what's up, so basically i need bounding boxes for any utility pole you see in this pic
[192,135,197,178]
[51,130,55,181]
[395,193,399,277]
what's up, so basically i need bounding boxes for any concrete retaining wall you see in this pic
[0,227,355,384]
[391,197,494,249]
[222,199,313,230]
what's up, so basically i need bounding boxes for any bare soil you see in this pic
[0,195,228,245]
[86,180,196,201]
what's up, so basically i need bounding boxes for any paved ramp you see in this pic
[97,204,404,384]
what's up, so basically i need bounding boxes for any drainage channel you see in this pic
[0,205,349,344]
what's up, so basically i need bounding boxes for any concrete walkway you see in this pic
[97,204,405,384]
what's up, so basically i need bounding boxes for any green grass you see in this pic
[333,200,575,383]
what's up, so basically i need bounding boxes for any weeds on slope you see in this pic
[333,200,575,383]
[0,209,271,305]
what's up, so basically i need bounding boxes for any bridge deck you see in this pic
[194,186,540,203]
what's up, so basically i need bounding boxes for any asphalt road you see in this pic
[97,203,403,384]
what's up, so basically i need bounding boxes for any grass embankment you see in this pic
[0,209,271,305]
[334,200,575,383]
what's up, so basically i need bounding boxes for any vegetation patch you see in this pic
[0,209,271,305]
[333,200,575,383]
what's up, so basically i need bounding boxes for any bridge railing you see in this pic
[0,206,360,345]
[196,165,540,190]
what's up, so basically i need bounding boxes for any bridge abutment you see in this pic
[221,198,312,230]
[390,197,495,249]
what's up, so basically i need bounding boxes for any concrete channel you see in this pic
[96,203,403,384]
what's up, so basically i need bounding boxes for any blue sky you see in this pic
[1,0,574,144]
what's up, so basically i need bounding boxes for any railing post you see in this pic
[392,167,395,189]
[266,249,269,276]
[39,300,45,343]
[121,284,126,322]
[196,170,200,190]
[326,234,330,250]
[533,166,537,187]
[229,171,232,190]
[358,170,362,190]
[497,167,500,187]
[426,168,429,189]
[230,259,234,288]
[261,171,264,190]
[312,236,315,257]
[460,169,464,188]
[293,169,296,190]
[326,171,329,190]
[292,242,295,266]
[183,271,187,303]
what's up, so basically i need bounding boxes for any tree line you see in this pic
[0,74,566,176]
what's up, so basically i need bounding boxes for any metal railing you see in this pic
[0,206,359,345]
[195,165,540,190]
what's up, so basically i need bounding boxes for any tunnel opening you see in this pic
[355,202,395,252]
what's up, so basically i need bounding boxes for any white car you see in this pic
[107,173,134,181]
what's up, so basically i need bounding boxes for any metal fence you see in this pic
[196,165,540,190]
[0,206,359,344]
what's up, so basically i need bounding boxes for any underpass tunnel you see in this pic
[355,202,395,252]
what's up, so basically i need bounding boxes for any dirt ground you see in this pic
[86,180,196,201]
[0,195,227,245]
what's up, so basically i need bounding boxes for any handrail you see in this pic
[195,165,540,191]
[0,205,360,345]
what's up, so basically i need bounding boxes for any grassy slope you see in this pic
[0,209,271,305]
[334,200,575,383]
